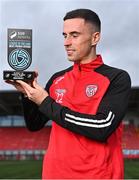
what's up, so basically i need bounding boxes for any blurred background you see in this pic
[0,0,139,178]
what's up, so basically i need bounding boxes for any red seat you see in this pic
[0,127,51,150]
[122,124,139,150]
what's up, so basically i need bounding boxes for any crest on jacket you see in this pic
[86,85,98,97]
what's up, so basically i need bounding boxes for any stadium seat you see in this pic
[0,127,51,150]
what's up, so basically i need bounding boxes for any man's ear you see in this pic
[91,32,101,46]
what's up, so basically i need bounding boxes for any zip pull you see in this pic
[78,64,81,71]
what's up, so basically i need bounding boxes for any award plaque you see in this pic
[3,28,35,81]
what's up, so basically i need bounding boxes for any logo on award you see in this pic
[9,49,31,71]
[9,31,17,39]
[3,28,35,81]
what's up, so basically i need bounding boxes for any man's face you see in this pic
[63,18,96,64]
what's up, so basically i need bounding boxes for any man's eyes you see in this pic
[63,33,79,39]
[63,34,67,39]
[72,34,79,38]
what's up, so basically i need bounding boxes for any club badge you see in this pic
[86,85,98,97]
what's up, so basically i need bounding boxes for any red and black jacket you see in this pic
[22,55,131,142]
[22,55,131,179]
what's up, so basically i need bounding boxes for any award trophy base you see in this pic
[3,70,36,81]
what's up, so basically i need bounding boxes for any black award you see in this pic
[3,28,35,81]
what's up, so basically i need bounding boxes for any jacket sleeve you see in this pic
[22,67,72,131]
[21,75,55,131]
[22,97,49,131]
[39,71,131,142]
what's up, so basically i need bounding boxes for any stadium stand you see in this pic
[0,91,52,160]
[0,127,51,160]
[0,88,139,160]
[122,124,139,159]
[0,127,51,150]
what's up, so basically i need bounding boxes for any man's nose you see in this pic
[64,37,72,46]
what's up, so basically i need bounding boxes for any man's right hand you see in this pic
[5,80,29,96]
[5,71,38,96]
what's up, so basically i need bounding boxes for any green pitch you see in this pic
[0,159,139,179]
[0,160,42,179]
[124,159,139,179]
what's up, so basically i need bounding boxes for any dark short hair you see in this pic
[63,9,101,32]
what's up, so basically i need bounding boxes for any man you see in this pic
[6,9,131,179]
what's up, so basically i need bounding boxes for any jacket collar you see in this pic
[73,55,104,72]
